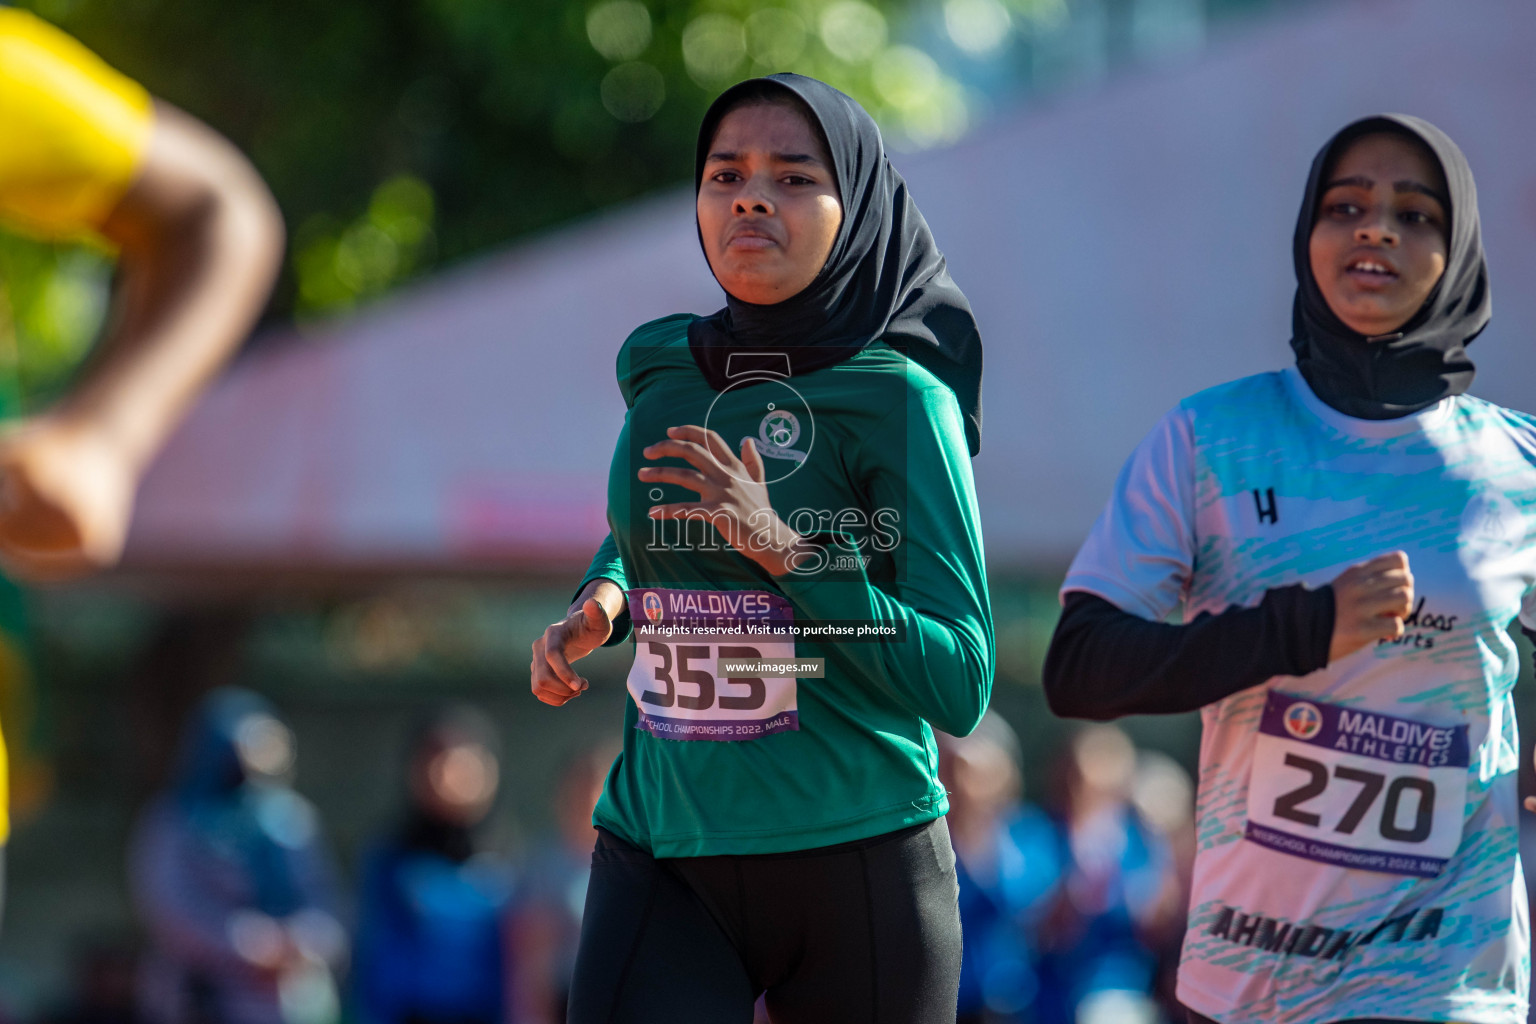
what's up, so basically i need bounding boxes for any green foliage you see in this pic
[13,0,970,320]
[0,234,111,411]
[294,175,436,316]
[1,0,1280,343]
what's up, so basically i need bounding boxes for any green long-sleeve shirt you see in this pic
[578,315,993,856]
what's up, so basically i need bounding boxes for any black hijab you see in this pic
[687,74,985,455]
[1291,114,1490,419]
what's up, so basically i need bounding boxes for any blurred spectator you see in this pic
[41,939,144,1024]
[507,743,616,1024]
[939,713,1061,1024]
[1129,751,1196,1022]
[352,706,512,1024]
[1034,725,1175,1024]
[130,688,346,1024]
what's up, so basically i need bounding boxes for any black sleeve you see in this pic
[1042,586,1336,720]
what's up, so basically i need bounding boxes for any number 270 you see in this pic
[1273,754,1435,844]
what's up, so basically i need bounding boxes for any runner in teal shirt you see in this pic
[529,74,993,1023]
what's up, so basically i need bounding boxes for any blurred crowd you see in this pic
[35,691,1197,1024]
[34,689,612,1024]
[942,714,1536,1024]
[941,716,1193,1024]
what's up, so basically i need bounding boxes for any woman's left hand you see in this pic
[639,425,815,577]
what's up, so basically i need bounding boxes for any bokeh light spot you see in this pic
[871,47,969,149]
[334,223,400,293]
[682,13,746,85]
[872,44,942,109]
[586,1,653,61]
[945,0,1012,56]
[745,8,807,68]
[295,176,437,317]
[371,176,435,248]
[600,61,666,122]
[818,1,887,64]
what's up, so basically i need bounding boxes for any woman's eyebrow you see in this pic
[703,150,825,165]
[1322,175,1446,206]
[1323,175,1374,192]
[1394,180,1448,206]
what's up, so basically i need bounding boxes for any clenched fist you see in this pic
[1327,551,1414,662]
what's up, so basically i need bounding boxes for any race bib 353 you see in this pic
[625,588,799,741]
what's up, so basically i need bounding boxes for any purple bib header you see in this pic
[1260,690,1469,769]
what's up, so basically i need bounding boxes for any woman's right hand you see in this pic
[1328,551,1414,662]
[531,580,622,706]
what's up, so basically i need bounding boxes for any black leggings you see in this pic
[567,818,962,1024]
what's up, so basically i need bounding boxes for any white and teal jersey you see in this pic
[1064,368,1536,1024]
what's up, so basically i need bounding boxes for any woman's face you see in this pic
[697,101,843,305]
[1308,132,1449,337]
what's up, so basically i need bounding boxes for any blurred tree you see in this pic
[11,0,969,328]
[4,0,1281,374]
[0,235,111,407]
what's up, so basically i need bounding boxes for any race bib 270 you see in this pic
[1244,691,1470,878]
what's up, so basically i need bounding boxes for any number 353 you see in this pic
[641,643,767,712]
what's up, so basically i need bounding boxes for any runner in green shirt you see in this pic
[529,74,992,1023]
